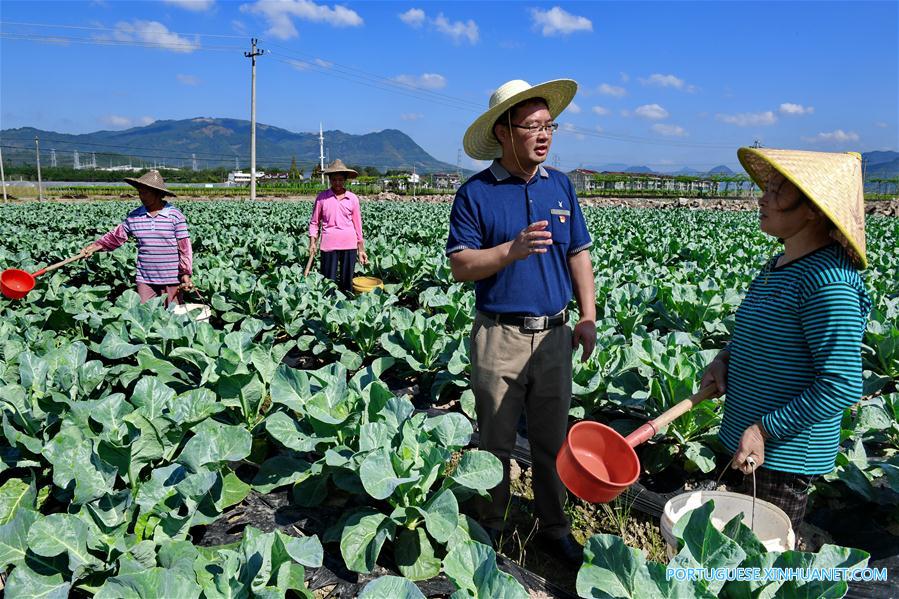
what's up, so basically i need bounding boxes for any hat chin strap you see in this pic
[508,111,537,184]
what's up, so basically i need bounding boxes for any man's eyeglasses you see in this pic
[509,122,559,136]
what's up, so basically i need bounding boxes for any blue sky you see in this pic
[1,0,896,171]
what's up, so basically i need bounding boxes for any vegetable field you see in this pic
[0,200,897,598]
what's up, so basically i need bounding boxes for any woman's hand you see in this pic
[80,242,102,258]
[358,248,369,266]
[732,422,767,474]
[700,351,729,398]
[179,274,194,291]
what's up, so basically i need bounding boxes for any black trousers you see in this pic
[320,249,356,292]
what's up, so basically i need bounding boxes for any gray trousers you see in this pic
[470,311,573,539]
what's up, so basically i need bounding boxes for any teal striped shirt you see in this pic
[718,244,871,475]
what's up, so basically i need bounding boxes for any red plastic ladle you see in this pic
[557,384,718,503]
[0,254,85,300]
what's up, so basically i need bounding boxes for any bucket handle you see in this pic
[32,253,85,278]
[625,384,719,447]
[715,455,757,531]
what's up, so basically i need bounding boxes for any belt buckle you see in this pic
[522,316,546,331]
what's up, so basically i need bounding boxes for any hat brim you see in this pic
[324,170,358,179]
[738,147,866,268]
[463,79,578,160]
[124,178,177,197]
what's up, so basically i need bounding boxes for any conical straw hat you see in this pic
[463,79,577,160]
[123,169,176,197]
[322,159,358,179]
[738,147,866,268]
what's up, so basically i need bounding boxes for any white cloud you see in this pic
[592,105,609,116]
[651,123,687,137]
[634,104,669,120]
[397,9,479,44]
[639,73,696,92]
[779,102,814,116]
[110,20,200,52]
[716,111,777,126]
[392,73,447,90]
[400,113,424,121]
[620,72,629,83]
[232,20,248,35]
[875,121,889,129]
[286,58,331,71]
[595,125,604,133]
[802,129,860,143]
[432,12,478,44]
[163,0,215,12]
[100,115,132,128]
[619,109,631,117]
[398,8,425,27]
[239,0,363,40]
[177,74,201,86]
[530,6,592,36]
[598,83,626,97]
[561,122,584,140]
[568,102,582,114]
[99,115,154,128]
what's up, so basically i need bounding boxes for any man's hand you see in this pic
[179,274,194,291]
[358,248,369,266]
[572,319,596,362]
[732,422,767,474]
[508,221,552,261]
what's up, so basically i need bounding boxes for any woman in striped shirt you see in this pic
[80,170,194,305]
[702,149,871,532]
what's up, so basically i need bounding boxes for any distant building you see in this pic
[430,172,462,190]
[228,170,266,186]
[566,168,601,192]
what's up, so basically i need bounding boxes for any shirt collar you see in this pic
[489,159,548,182]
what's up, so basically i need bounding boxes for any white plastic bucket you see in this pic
[171,302,212,322]
[661,490,795,559]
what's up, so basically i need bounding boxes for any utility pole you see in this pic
[245,38,265,200]
[319,123,325,185]
[74,150,80,170]
[0,144,7,202]
[35,137,44,201]
[50,148,57,168]
[192,153,198,172]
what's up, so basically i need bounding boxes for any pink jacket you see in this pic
[309,190,364,252]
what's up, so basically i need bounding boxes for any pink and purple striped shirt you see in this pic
[96,203,192,285]
[308,190,364,252]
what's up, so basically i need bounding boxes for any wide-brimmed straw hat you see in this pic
[738,147,867,268]
[322,159,358,179]
[124,169,176,197]
[463,79,578,160]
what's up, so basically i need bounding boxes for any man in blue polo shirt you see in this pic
[446,79,596,566]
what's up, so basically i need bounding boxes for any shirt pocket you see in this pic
[340,200,355,219]
[550,208,571,244]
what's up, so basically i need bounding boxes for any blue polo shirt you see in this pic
[446,160,592,316]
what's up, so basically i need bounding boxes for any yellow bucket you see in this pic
[352,276,384,293]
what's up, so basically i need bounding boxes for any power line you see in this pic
[0,20,247,39]
[0,32,242,52]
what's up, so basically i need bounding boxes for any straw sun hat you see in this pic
[463,79,578,160]
[322,159,358,179]
[738,147,867,268]
[124,169,176,197]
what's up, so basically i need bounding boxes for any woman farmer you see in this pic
[80,170,194,304]
[702,148,871,534]
[308,159,368,292]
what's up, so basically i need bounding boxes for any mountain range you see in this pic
[1,118,896,179]
[0,118,460,174]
